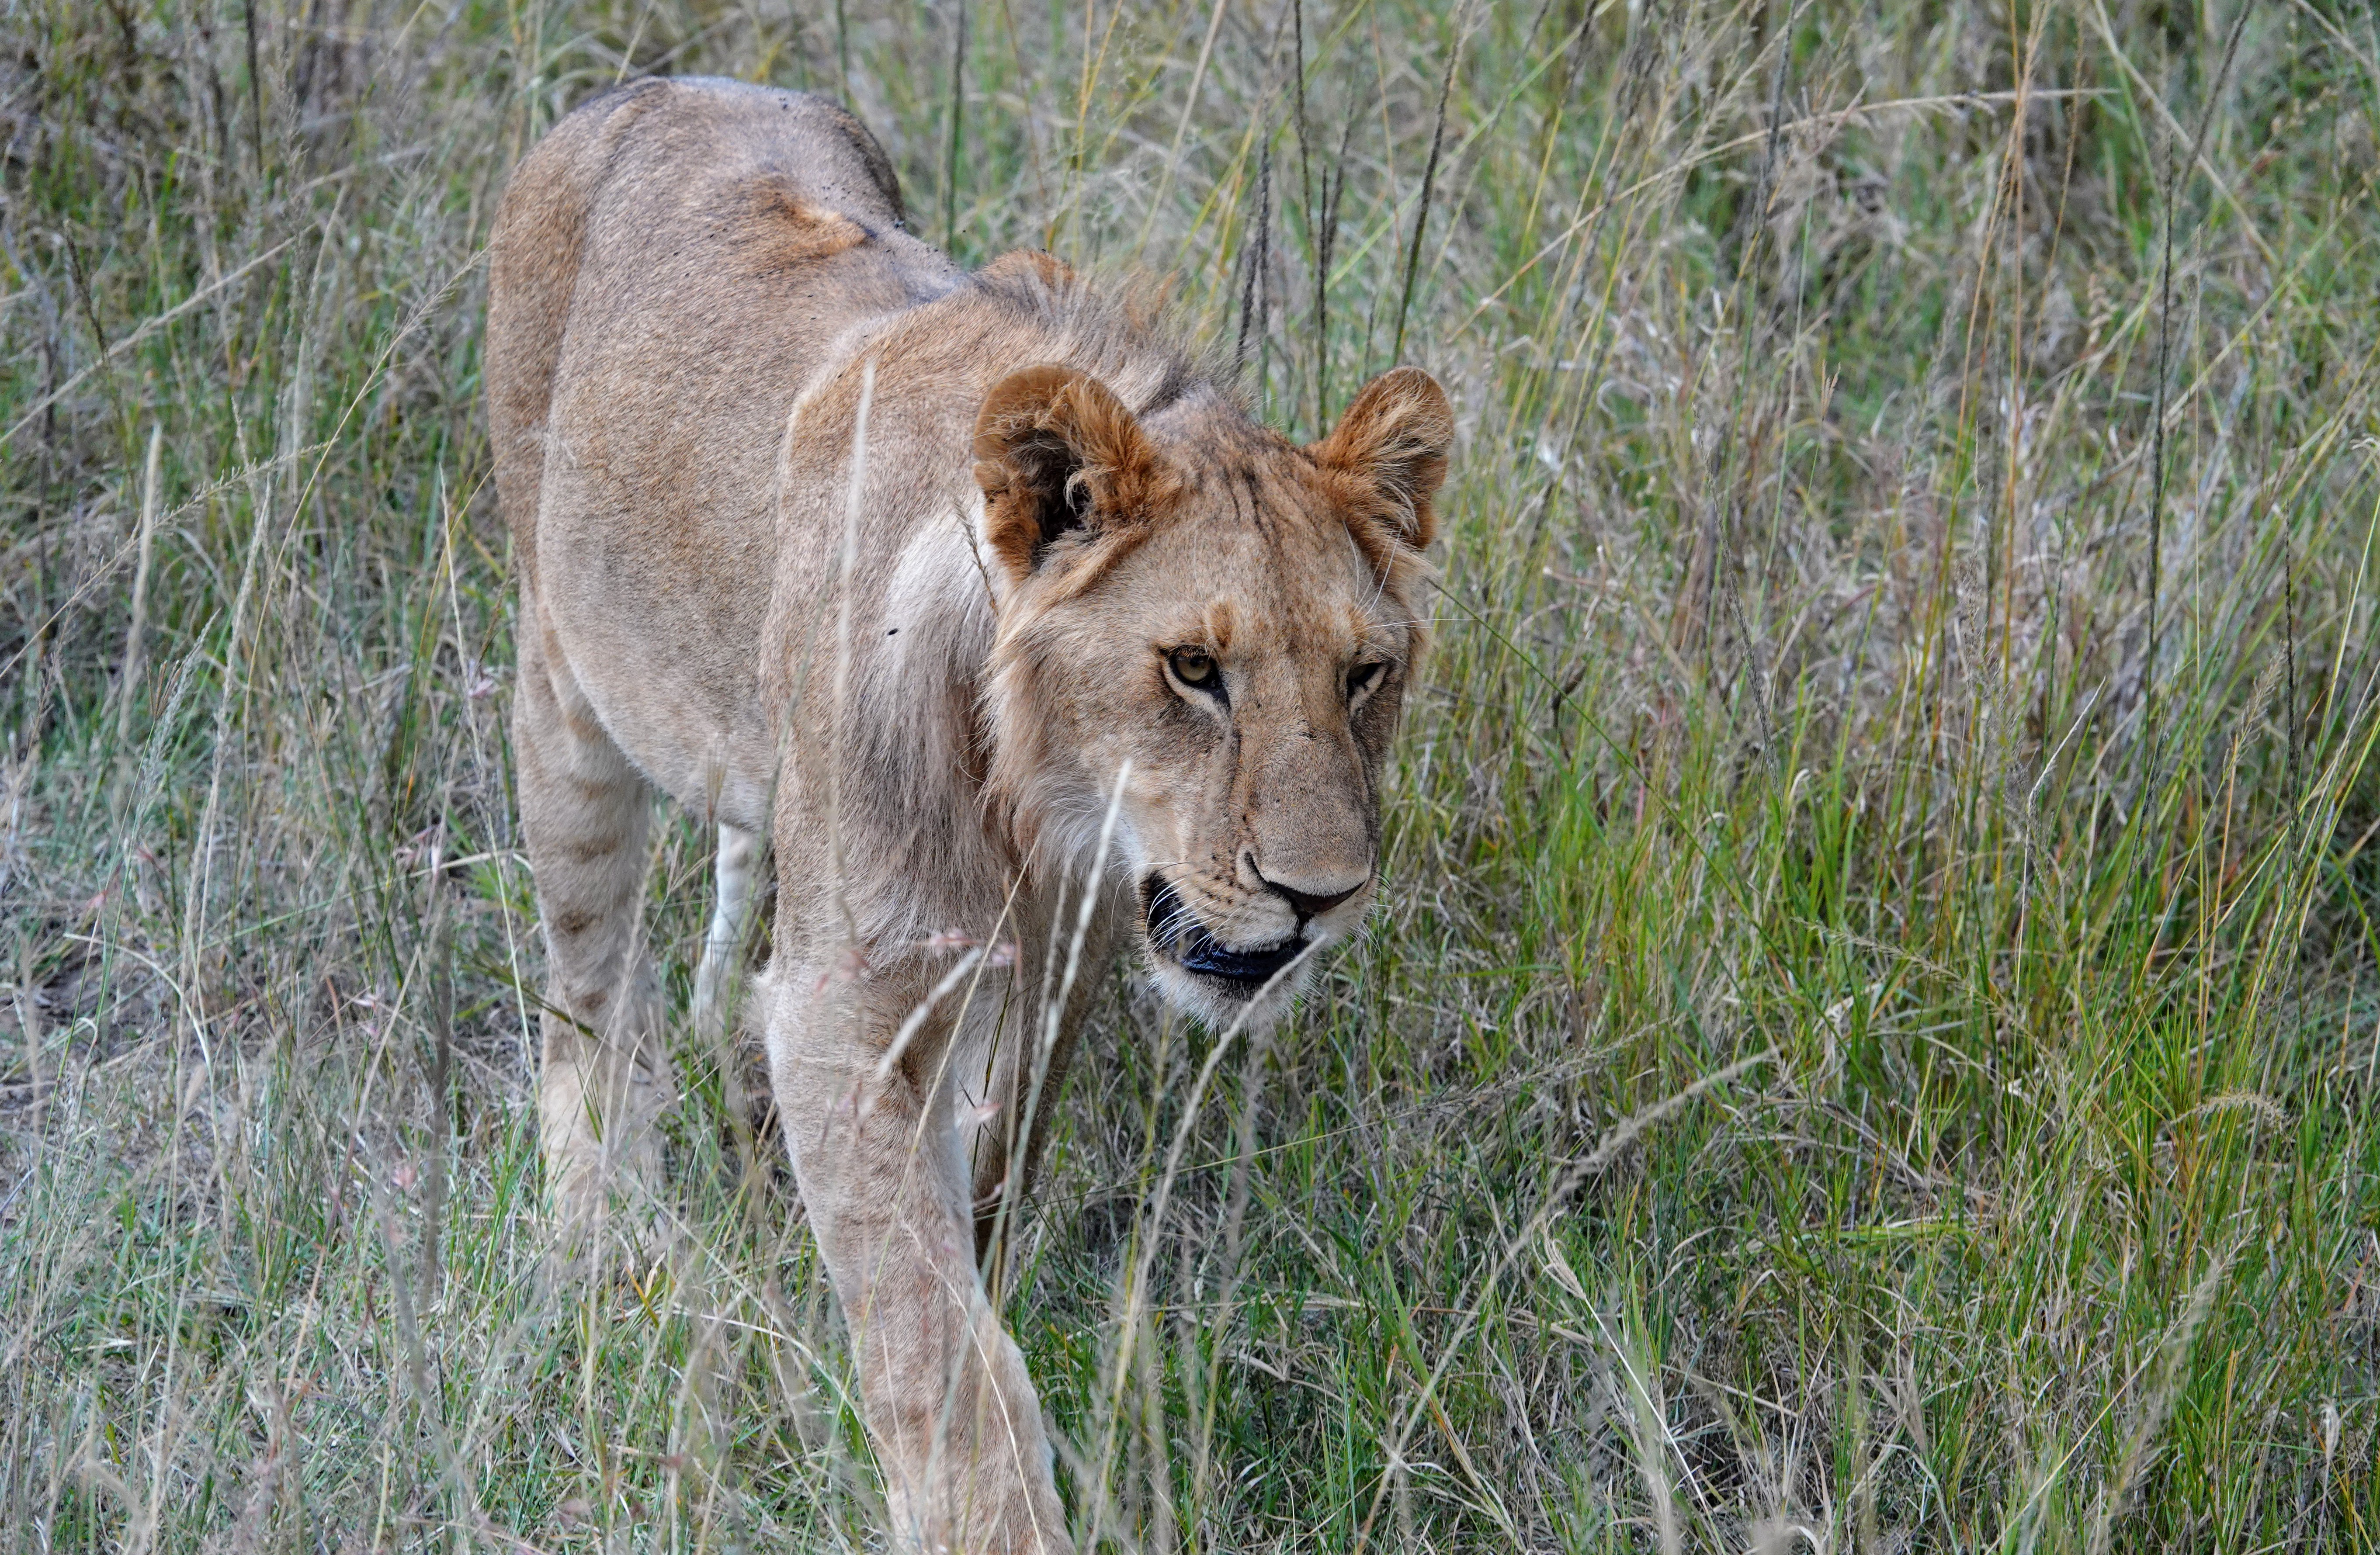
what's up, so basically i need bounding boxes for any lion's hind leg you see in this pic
[692,822,761,1040]
[515,593,676,1267]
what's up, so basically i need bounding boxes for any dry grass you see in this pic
[3,0,2378,1548]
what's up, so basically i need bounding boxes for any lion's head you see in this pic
[973,362,1453,1025]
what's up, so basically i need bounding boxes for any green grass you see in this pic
[5,0,2380,1548]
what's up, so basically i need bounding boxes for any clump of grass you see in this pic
[3,0,2377,1549]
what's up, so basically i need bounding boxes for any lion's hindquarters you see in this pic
[487,85,664,590]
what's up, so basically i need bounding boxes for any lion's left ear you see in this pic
[1310,366,1454,550]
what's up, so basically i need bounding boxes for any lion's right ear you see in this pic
[973,365,1159,582]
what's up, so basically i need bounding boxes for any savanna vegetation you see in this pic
[3,0,2378,1547]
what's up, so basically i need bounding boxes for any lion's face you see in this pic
[975,364,1453,1025]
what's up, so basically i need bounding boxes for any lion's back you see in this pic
[488,78,961,824]
[489,77,947,564]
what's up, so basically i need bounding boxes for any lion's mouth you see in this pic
[1141,876,1306,995]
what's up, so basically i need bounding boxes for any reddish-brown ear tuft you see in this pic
[973,365,1166,582]
[1311,366,1454,550]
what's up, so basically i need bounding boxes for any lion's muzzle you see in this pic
[1141,876,1307,996]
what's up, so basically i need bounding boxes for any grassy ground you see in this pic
[5,0,2380,1548]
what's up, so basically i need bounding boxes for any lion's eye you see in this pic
[1169,647,1219,690]
[1347,660,1386,700]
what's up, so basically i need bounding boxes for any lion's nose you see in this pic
[1257,872,1365,920]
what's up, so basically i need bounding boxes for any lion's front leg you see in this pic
[965,1003,1084,1287]
[768,969,1073,1555]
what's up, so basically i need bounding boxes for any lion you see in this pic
[485,76,1451,1554]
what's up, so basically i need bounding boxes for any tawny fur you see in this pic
[486,77,1452,1555]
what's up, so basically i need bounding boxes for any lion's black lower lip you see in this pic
[1142,877,1305,992]
[1178,938,1304,984]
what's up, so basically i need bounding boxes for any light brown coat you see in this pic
[486,76,1452,1553]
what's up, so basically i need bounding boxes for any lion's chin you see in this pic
[1145,952,1315,1031]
